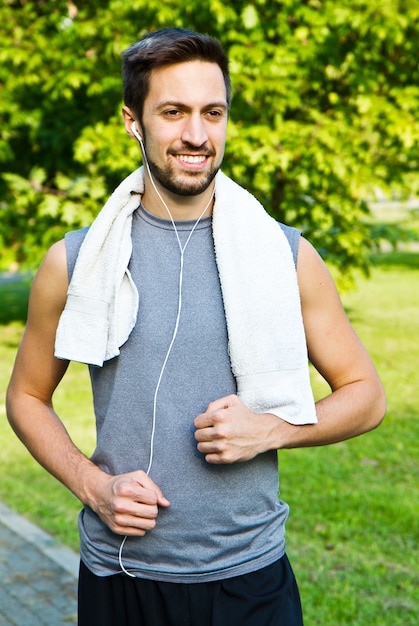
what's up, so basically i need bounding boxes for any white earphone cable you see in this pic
[118,125,214,577]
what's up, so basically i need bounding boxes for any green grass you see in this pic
[1,250,418,625]
[280,250,419,625]
[0,279,95,548]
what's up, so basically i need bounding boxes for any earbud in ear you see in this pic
[131,121,143,143]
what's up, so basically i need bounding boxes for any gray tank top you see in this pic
[66,206,300,582]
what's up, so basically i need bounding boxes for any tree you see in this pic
[1,0,418,282]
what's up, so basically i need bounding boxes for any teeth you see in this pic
[178,155,206,164]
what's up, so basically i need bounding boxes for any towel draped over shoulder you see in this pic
[55,167,317,425]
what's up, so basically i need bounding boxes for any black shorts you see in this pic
[78,554,303,626]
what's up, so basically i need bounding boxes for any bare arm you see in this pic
[194,237,386,462]
[6,241,169,534]
[276,236,386,448]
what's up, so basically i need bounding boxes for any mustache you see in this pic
[170,142,215,156]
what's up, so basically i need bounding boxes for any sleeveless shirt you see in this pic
[65,206,301,582]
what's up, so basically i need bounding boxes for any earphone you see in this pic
[118,118,215,577]
[131,120,143,144]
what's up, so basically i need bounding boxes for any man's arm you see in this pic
[6,241,169,534]
[277,236,386,447]
[194,237,386,463]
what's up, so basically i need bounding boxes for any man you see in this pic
[6,28,385,625]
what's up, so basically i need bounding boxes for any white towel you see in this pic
[55,167,317,425]
[212,172,317,424]
[54,169,143,366]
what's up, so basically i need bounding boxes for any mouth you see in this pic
[176,154,208,165]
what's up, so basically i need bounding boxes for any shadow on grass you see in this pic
[370,250,419,270]
[0,274,33,324]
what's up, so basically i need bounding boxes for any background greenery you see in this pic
[0,1,418,623]
[1,0,419,284]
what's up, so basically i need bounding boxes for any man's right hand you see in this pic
[89,469,171,536]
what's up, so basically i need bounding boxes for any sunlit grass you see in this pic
[280,251,419,625]
[0,283,95,550]
[0,247,418,624]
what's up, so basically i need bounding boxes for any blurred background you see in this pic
[0,1,418,624]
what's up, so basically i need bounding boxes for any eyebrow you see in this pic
[154,100,228,112]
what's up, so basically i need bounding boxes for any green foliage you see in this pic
[0,274,31,324]
[1,0,418,278]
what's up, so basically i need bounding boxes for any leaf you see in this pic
[241,5,259,29]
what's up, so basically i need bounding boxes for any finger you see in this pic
[113,493,159,519]
[131,470,171,507]
[206,395,235,412]
[203,452,234,465]
[194,426,213,442]
[196,437,226,457]
[101,496,160,536]
[134,484,170,508]
[115,479,157,504]
[194,395,235,429]
[109,511,158,536]
[194,406,228,430]
[193,412,215,430]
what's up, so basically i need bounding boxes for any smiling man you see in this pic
[123,60,227,203]
[6,28,385,626]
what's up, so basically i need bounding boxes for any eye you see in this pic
[164,109,182,118]
[206,108,226,120]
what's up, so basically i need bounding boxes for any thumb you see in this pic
[132,470,171,507]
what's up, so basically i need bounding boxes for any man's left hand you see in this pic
[193,394,279,464]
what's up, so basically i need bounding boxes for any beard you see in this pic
[142,138,221,197]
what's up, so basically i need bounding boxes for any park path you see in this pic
[1,273,77,624]
[0,501,78,625]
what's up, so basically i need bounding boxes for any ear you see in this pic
[122,106,143,139]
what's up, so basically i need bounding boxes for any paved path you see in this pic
[0,277,78,623]
[0,502,78,625]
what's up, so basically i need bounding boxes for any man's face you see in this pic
[140,60,228,197]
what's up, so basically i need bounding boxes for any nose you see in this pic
[181,114,208,148]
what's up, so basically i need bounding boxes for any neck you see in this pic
[141,172,215,222]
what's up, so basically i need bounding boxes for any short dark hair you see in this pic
[122,28,231,123]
